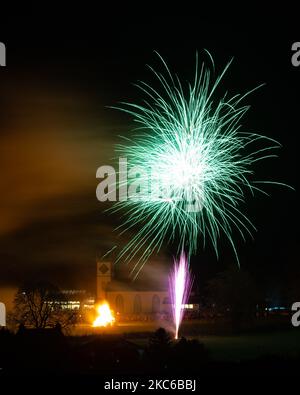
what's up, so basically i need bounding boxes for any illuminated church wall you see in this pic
[96,261,169,315]
[106,291,169,314]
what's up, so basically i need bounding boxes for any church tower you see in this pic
[96,260,112,301]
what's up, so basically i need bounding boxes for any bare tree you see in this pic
[12,281,78,331]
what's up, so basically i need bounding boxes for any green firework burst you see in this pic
[110,52,290,277]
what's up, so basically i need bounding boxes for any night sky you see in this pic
[0,13,298,302]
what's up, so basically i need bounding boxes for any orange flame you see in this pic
[92,302,115,327]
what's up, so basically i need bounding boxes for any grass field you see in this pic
[128,329,300,361]
[196,330,300,361]
[72,319,300,362]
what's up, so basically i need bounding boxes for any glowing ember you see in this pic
[93,302,115,327]
[169,252,193,339]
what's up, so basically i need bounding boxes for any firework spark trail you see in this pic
[169,252,193,339]
[109,52,291,277]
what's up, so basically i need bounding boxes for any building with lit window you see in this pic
[48,289,95,311]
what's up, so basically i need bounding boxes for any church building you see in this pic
[96,260,170,316]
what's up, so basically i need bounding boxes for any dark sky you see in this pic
[0,13,298,297]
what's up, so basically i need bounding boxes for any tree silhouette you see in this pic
[12,281,78,330]
[146,327,172,370]
[149,327,172,351]
[170,337,209,372]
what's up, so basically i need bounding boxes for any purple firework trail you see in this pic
[169,252,193,339]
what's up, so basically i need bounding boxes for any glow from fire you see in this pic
[92,302,115,327]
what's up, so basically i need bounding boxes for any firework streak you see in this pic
[110,52,290,276]
[169,252,193,339]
